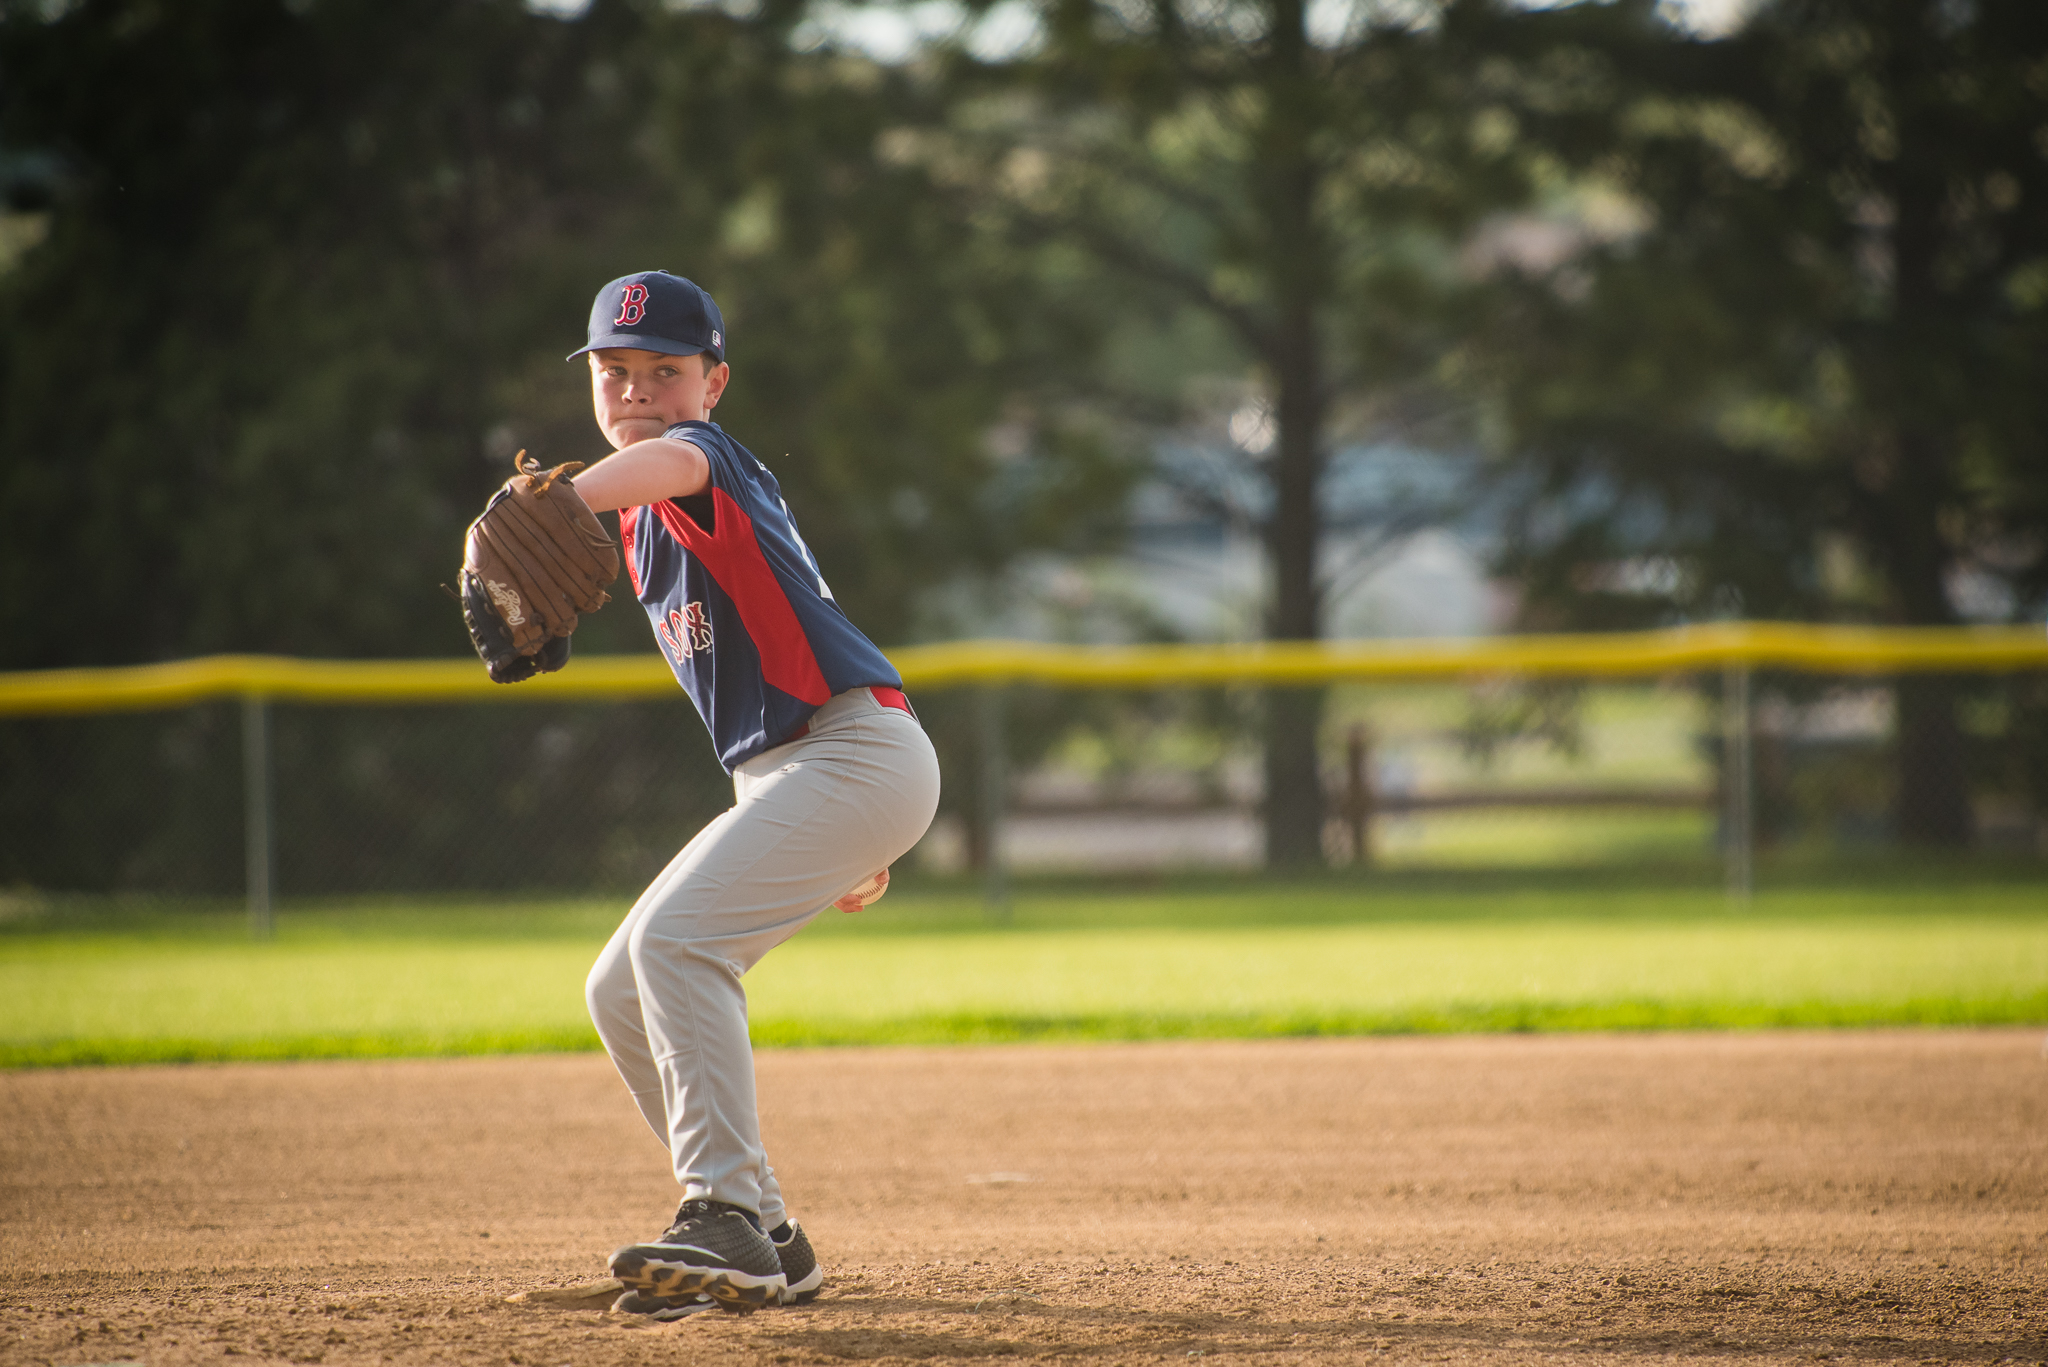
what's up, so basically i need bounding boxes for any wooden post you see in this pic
[1345,723,1374,867]
[1723,665,1754,903]
[242,695,275,940]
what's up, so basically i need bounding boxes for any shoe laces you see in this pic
[666,1197,760,1235]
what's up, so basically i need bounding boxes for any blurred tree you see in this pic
[613,6,1135,648]
[0,0,1127,892]
[1467,0,2048,845]
[0,0,1124,669]
[0,0,657,665]
[918,0,1537,866]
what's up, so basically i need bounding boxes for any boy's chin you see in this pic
[609,419,672,448]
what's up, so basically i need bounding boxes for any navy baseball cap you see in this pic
[568,271,725,364]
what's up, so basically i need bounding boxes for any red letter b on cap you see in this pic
[614,283,649,327]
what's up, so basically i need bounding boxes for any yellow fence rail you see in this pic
[1,622,2045,716]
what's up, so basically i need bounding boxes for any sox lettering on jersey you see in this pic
[657,601,714,662]
[614,282,650,327]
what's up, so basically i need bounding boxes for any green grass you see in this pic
[1370,808,1714,867]
[2,871,2044,1067]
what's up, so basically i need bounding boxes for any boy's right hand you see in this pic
[834,869,889,913]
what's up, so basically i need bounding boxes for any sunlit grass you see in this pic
[1370,808,1713,867]
[1328,681,1714,792]
[2,876,2042,1066]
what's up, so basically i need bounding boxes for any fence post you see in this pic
[978,685,1010,923]
[1344,723,1374,867]
[1722,664,1754,902]
[242,694,275,940]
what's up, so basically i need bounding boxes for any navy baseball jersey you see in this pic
[616,420,903,771]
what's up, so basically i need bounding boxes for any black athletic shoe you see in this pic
[611,1288,719,1321]
[770,1218,823,1304]
[609,1199,787,1313]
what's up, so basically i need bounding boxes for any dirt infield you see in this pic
[3,1031,2045,1366]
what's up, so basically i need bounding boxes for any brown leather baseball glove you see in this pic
[458,450,620,683]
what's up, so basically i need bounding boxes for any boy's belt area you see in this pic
[794,685,915,739]
[868,685,915,717]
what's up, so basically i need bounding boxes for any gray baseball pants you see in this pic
[585,687,940,1228]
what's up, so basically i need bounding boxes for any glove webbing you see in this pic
[494,488,617,599]
[469,523,576,644]
[475,508,588,629]
[519,478,620,570]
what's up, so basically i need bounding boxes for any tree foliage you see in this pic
[0,0,1125,670]
[0,0,1130,891]
[1465,0,2048,841]
[917,0,1544,864]
[5,0,2047,887]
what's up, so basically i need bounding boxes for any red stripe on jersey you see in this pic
[651,491,832,706]
[617,505,643,596]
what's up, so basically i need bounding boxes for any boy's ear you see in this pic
[702,356,730,408]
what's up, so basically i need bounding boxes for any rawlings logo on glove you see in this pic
[485,579,527,625]
[457,449,621,683]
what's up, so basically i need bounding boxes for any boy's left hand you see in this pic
[835,869,889,913]
[458,450,619,682]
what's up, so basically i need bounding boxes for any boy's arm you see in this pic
[568,438,710,513]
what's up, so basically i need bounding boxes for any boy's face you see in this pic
[589,348,729,451]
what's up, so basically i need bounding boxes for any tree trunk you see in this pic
[1877,9,1972,848]
[1868,448,1974,846]
[1878,448,1973,847]
[1894,674,1972,846]
[1261,332,1326,865]
[1256,0,1329,869]
[1263,686,1326,867]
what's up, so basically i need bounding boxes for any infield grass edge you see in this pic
[8,991,2044,1069]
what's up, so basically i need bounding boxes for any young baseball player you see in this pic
[563,271,941,1319]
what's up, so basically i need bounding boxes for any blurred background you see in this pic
[3,0,2047,899]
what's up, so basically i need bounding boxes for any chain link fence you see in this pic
[929,671,2048,880]
[4,631,2045,914]
[1,698,731,899]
